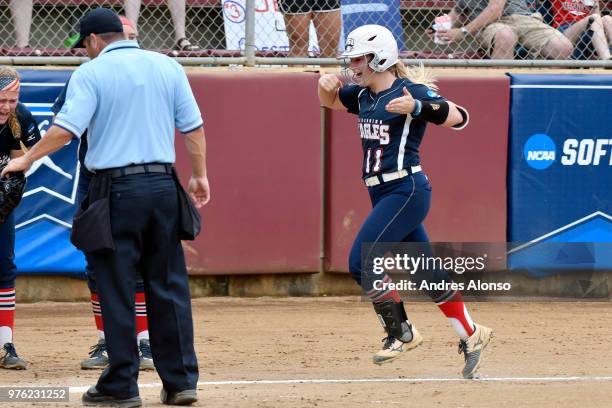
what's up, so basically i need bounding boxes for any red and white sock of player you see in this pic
[135,291,149,343]
[366,274,401,304]
[0,287,16,346]
[90,292,104,340]
[436,291,475,340]
[91,291,149,343]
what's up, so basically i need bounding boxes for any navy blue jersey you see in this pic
[51,75,88,167]
[338,78,445,179]
[0,103,41,167]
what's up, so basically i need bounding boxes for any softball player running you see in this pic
[318,24,492,379]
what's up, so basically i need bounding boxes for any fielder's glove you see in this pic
[0,165,26,223]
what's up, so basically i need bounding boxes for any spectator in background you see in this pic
[119,15,138,41]
[278,0,341,57]
[434,0,573,59]
[123,0,199,51]
[550,0,612,59]
[10,0,33,48]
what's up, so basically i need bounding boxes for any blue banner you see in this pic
[507,74,612,272]
[341,0,404,51]
[14,69,86,276]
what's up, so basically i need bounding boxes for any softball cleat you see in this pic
[138,339,155,371]
[373,323,423,365]
[80,339,108,370]
[0,343,27,370]
[458,323,493,379]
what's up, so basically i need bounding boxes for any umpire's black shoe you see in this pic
[160,388,198,405]
[82,386,142,407]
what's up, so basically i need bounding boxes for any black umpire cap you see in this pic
[71,8,123,48]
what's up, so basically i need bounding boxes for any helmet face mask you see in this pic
[341,54,376,86]
[340,25,399,73]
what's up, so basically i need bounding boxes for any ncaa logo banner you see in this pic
[14,70,86,276]
[508,74,612,273]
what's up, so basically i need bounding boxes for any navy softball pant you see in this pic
[0,212,16,289]
[348,172,454,301]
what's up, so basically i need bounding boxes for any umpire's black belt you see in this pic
[107,163,173,179]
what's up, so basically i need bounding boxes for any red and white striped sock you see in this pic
[135,291,149,342]
[90,292,104,340]
[437,292,475,340]
[0,288,16,345]
[366,275,402,304]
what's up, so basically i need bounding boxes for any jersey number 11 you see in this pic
[365,148,383,174]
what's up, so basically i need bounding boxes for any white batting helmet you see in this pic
[341,25,399,72]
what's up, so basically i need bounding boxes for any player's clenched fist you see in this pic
[318,74,344,109]
[385,87,416,115]
[318,74,342,93]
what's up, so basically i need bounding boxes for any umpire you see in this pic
[1,7,209,406]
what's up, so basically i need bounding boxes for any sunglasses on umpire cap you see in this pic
[69,8,123,48]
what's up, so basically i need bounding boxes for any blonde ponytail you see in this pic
[393,61,438,91]
[8,112,21,140]
[0,66,22,141]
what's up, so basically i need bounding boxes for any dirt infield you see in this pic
[1,297,611,407]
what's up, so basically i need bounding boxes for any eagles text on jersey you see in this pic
[338,78,445,179]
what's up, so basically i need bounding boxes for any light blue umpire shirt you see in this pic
[54,40,203,171]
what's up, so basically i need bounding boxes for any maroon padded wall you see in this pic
[176,73,509,274]
[175,72,322,274]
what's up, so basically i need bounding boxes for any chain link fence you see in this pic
[0,0,610,64]
[0,0,223,56]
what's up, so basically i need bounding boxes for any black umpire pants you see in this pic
[89,172,198,398]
